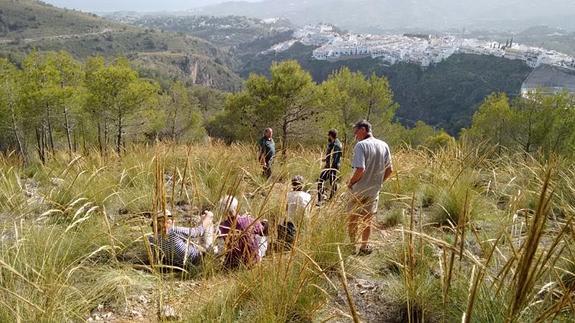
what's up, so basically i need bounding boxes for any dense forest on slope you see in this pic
[239,43,533,134]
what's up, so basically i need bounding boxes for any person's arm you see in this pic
[332,146,342,169]
[348,143,365,189]
[252,219,264,236]
[347,168,365,189]
[171,226,204,239]
[259,152,266,165]
[323,142,333,166]
[257,140,266,165]
[384,165,393,182]
[383,146,393,182]
[218,221,230,238]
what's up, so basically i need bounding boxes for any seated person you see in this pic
[218,195,267,269]
[147,210,213,269]
[278,176,312,249]
[286,175,312,225]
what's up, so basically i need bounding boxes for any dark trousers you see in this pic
[263,161,272,179]
[318,168,338,202]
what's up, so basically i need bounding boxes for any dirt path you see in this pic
[322,227,408,323]
[0,28,115,44]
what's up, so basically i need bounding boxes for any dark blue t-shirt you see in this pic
[259,137,275,163]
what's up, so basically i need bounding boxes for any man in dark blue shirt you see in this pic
[258,128,275,179]
[317,129,343,203]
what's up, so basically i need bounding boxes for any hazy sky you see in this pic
[43,0,260,12]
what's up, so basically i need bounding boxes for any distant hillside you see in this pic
[0,0,243,90]
[513,26,575,57]
[105,13,296,73]
[240,43,533,133]
[197,0,575,32]
[464,26,575,61]
[0,0,119,38]
[108,15,293,48]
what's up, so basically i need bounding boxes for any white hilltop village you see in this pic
[264,24,575,70]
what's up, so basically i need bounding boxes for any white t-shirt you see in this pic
[286,191,312,222]
[351,136,392,199]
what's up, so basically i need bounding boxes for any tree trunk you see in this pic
[281,118,288,160]
[9,102,25,161]
[171,108,178,142]
[366,92,374,122]
[45,104,55,156]
[116,109,123,156]
[42,125,49,160]
[73,128,77,153]
[97,120,104,157]
[104,118,109,148]
[63,106,73,158]
[342,133,350,160]
[35,127,45,164]
[81,124,87,155]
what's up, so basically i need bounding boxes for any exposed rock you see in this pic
[24,178,44,206]
[159,304,180,321]
[50,177,65,187]
[138,295,149,304]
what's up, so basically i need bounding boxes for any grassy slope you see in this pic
[0,0,243,90]
[0,142,573,322]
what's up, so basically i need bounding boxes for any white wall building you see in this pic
[267,24,575,70]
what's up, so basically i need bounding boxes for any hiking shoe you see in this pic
[357,246,373,256]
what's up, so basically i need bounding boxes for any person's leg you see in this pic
[347,213,359,246]
[359,197,378,254]
[266,167,271,179]
[317,169,328,202]
[328,169,338,199]
[360,213,374,250]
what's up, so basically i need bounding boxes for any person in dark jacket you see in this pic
[317,129,343,204]
[258,128,275,179]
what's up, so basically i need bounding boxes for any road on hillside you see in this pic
[0,28,114,45]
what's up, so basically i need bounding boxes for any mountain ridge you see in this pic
[196,0,575,32]
[0,0,243,90]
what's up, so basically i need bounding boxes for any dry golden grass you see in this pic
[0,142,573,322]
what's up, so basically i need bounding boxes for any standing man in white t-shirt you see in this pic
[347,120,393,255]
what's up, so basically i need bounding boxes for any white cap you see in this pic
[218,195,238,215]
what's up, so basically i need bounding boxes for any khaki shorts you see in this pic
[347,194,379,217]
